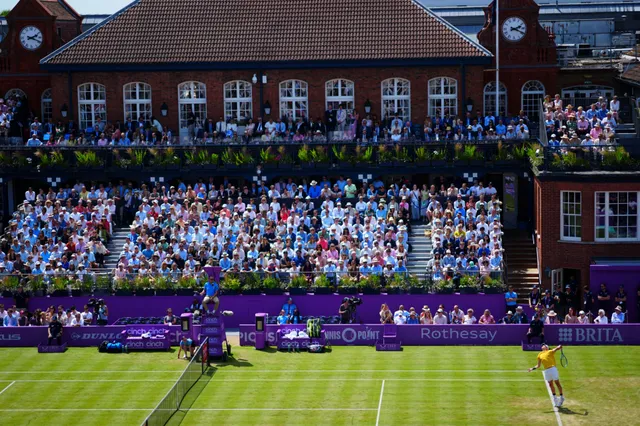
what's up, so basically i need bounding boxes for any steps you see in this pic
[407,223,432,276]
[376,323,402,351]
[104,226,133,269]
[503,230,539,303]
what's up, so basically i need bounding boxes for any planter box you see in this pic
[176,288,196,296]
[263,288,285,295]
[155,289,176,296]
[263,164,278,170]
[220,289,240,295]
[337,287,358,295]
[93,289,111,297]
[409,287,426,294]
[70,289,85,297]
[241,289,262,295]
[468,160,484,167]
[435,288,454,294]
[459,287,479,295]
[494,160,513,167]
[311,287,333,295]
[360,287,381,295]
[33,290,45,297]
[288,287,308,296]
[51,290,68,297]
[1,290,13,298]
[115,290,134,296]
[482,287,503,294]
[431,160,447,167]
[135,289,155,296]
[382,288,405,295]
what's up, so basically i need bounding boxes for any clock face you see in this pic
[19,26,43,51]
[501,17,526,42]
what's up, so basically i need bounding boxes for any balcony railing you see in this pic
[539,144,640,173]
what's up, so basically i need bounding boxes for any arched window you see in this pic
[123,82,152,122]
[381,78,410,121]
[223,80,252,124]
[483,82,507,117]
[325,79,354,112]
[521,80,545,122]
[77,83,106,130]
[279,80,308,121]
[41,88,52,122]
[428,77,458,118]
[4,88,27,100]
[178,81,207,137]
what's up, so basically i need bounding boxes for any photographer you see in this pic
[339,298,350,324]
[48,315,63,345]
[96,299,109,326]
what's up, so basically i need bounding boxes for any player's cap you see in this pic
[541,343,549,349]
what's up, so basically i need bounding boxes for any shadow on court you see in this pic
[165,368,215,426]
[558,407,589,416]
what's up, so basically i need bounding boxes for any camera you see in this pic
[347,296,363,307]
[87,298,99,308]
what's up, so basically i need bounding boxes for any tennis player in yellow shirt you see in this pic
[528,344,565,407]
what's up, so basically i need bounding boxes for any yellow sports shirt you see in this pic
[537,350,556,369]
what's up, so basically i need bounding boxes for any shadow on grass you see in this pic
[165,367,215,426]
[558,407,589,416]
[211,355,254,368]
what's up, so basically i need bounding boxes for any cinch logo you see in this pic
[558,327,623,343]
[144,341,166,348]
[0,334,21,341]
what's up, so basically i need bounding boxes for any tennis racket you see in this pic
[560,347,568,368]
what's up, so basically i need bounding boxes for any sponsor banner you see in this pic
[38,343,67,353]
[239,324,640,346]
[126,339,170,351]
[0,325,196,347]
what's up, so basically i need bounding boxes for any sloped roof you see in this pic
[37,0,80,21]
[41,0,490,66]
[621,63,640,85]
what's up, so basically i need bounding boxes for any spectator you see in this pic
[564,307,579,324]
[13,285,29,311]
[541,289,555,312]
[47,315,63,345]
[500,310,514,324]
[407,309,419,324]
[512,306,528,324]
[70,312,83,327]
[545,310,559,324]
[597,283,610,310]
[3,308,18,326]
[289,308,303,324]
[505,285,517,314]
[433,308,448,324]
[282,297,297,317]
[379,304,392,324]
[394,305,409,325]
[611,306,625,324]
[449,305,464,324]
[582,285,595,318]
[594,309,608,324]
[0,304,7,324]
[81,305,93,325]
[463,308,477,324]
[527,313,545,344]
[164,308,176,325]
[614,285,627,312]
[528,285,540,308]
[420,306,433,324]
[276,309,288,325]
[577,310,589,324]
[479,309,495,324]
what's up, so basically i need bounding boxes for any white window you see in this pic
[279,80,308,121]
[123,82,152,122]
[224,80,252,124]
[325,79,354,112]
[178,81,207,137]
[77,83,106,131]
[428,77,458,118]
[483,82,507,117]
[561,191,582,241]
[595,192,639,241]
[381,78,410,122]
[521,80,545,123]
[41,88,52,123]
[4,88,27,100]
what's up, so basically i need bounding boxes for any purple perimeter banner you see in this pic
[240,323,640,346]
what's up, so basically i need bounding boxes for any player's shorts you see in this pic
[543,366,559,381]
[203,296,219,305]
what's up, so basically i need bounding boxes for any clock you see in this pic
[19,26,43,51]
[501,17,526,42]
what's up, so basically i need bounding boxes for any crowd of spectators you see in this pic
[544,94,620,147]
[378,303,529,325]
[0,301,99,327]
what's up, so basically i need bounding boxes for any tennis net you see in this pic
[142,337,209,426]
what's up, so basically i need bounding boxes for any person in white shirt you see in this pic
[70,313,84,327]
[577,310,589,324]
[594,309,608,324]
[81,305,93,325]
[463,308,477,324]
[25,187,36,202]
[393,309,407,325]
[433,309,448,324]
[611,306,625,324]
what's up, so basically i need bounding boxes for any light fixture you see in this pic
[364,99,372,114]
[264,101,271,115]
[160,102,168,117]
[61,103,68,118]
[252,74,258,84]
[262,74,267,84]
[466,97,474,113]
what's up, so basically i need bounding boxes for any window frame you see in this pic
[594,191,640,242]
[123,82,152,122]
[279,79,308,121]
[428,77,458,119]
[325,79,355,113]
[77,82,107,131]
[381,78,411,122]
[223,80,253,124]
[177,81,207,136]
[483,81,507,117]
[521,80,545,122]
[41,88,52,123]
[560,191,582,241]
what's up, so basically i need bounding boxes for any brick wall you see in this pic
[534,177,640,290]
[49,65,485,130]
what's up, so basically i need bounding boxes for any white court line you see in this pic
[0,380,180,383]
[0,408,377,412]
[544,380,564,426]
[0,371,182,374]
[375,379,385,426]
[0,378,540,383]
[0,381,15,396]
[0,369,526,374]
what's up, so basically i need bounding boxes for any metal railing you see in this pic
[539,144,640,172]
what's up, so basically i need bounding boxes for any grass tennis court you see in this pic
[0,345,638,425]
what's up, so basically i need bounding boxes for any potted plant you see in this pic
[394,145,412,165]
[74,275,93,297]
[332,145,351,168]
[126,148,147,170]
[311,274,334,294]
[297,145,313,168]
[94,274,112,296]
[260,147,279,170]
[49,276,71,297]
[262,276,284,295]
[176,276,197,296]
[458,274,480,294]
[241,273,262,295]
[433,278,455,294]
[220,275,241,295]
[1,275,20,298]
[310,146,330,165]
[359,274,381,295]
[354,145,374,165]
[430,148,447,167]
[413,146,430,167]
[407,274,426,294]
[383,274,407,294]
[493,141,513,166]
[150,147,182,169]
[276,145,294,170]
[288,275,309,295]
[377,145,394,167]
[455,144,484,166]
[482,277,505,294]
[35,149,67,170]
[74,150,104,169]
[132,276,154,296]
[154,275,176,296]
[337,274,358,294]
[28,275,47,297]
[114,279,134,296]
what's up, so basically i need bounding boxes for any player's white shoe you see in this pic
[553,396,559,407]
[558,396,564,407]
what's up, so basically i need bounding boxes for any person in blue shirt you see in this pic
[200,280,219,313]
[219,253,232,270]
[407,311,420,324]
[277,309,288,325]
[505,285,518,314]
[282,297,297,317]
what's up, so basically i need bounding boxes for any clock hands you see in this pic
[509,26,525,34]
[27,35,42,41]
